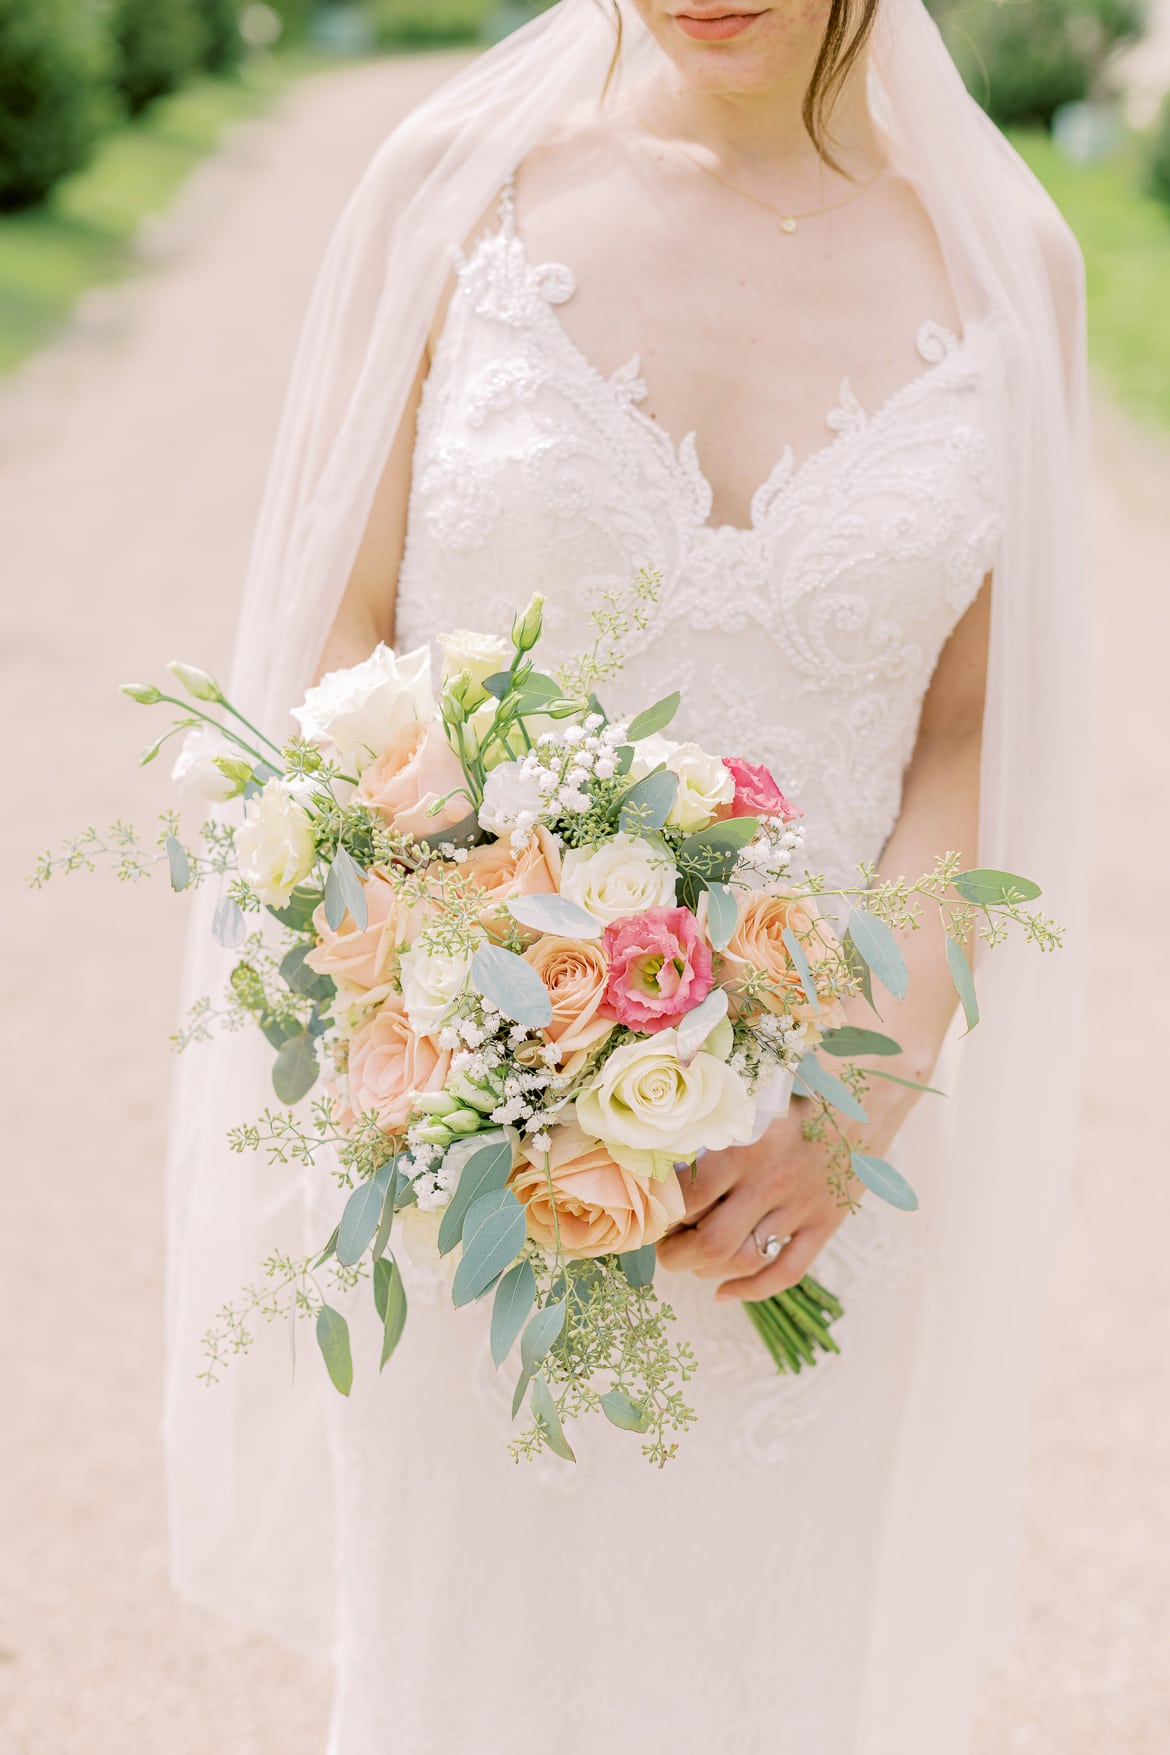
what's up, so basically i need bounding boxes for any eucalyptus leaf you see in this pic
[842,927,876,1013]
[337,1161,395,1267]
[794,1052,869,1124]
[260,1014,301,1050]
[272,1031,318,1104]
[781,925,822,1020]
[371,1170,396,1260]
[531,1372,576,1462]
[845,907,908,1001]
[819,1026,902,1058]
[677,817,759,901]
[315,1305,353,1395]
[417,810,484,853]
[946,934,980,1030]
[601,1389,651,1433]
[617,768,679,835]
[212,894,245,948]
[166,835,190,892]
[451,1187,527,1307]
[437,1134,514,1256]
[850,1150,919,1212]
[868,1067,945,1097]
[490,1259,537,1367]
[520,1299,566,1377]
[626,690,682,742]
[953,867,1042,906]
[471,942,553,1027]
[619,1244,656,1288]
[267,885,322,933]
[482,670,514,700]
[705,881,738,952]
[507,892,603,939]
[280,942,336,1004]
[373,1256,407,1369]
[312,1222,340,1268]
[676,987,730,1065]
[324,846,367,932]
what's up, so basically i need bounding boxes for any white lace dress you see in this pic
[325,187,1005,1755]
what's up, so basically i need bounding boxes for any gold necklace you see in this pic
[639,114,886,234]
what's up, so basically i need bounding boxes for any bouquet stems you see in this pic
[744,1274,844,1375]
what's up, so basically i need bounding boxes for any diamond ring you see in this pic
[752,1228,784,1261]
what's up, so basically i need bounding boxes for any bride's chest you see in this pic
[399,226,1005,681]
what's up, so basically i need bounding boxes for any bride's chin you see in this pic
[649,15,811,95]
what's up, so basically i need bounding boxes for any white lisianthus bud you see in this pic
[292,643,433,773]
[630,734,734,834]
[121,682,162,705]
[398,945,474,1036]
[559,832,678,926]
[438,629,511,707]
[478,760,546,836]
[166,659,222,703]
[170,725,239,804]
[511,592,545,654]
[233,778,316,907]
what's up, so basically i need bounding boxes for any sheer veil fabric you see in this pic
[164,0,1089,1735]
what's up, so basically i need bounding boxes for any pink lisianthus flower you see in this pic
[720,756,801,821]
[600,905,714,1034]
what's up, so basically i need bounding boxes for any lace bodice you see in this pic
[395,181,1005,893]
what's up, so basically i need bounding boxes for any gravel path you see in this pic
[1,54,1166,1755]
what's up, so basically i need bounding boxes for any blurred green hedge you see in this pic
[0,0,107,212]
[928,0,1147,130]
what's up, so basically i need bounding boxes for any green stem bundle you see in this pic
[743,1274,844,1375]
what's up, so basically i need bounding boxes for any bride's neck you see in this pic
[643,49,882,180]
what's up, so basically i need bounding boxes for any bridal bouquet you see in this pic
[34,574,1061,1464]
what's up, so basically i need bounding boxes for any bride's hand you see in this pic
[655,1091,899,1304]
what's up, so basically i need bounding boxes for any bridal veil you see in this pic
[163,1,1089,1737]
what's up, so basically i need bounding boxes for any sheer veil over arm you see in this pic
[164,0,1089,1719]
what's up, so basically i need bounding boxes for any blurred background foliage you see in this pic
[0,0,1167,421]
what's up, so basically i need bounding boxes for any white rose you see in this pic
[630,734,734,833]
[169,725,237,803]
[559,833,678,926]
[292,643,432,773]
[575,1030,755,1159]
[398,944,473,1035]
[478,760,545,836]
[438,629,511,702]
[233,778,316,907]
[397,1205,460,1278]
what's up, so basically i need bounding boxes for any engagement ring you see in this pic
[752,1229,784,1262]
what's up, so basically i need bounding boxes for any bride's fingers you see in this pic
[661,1151,742,1239]
[689,1203,798,1283]
[712,1223,828,1303]
[659,1185,799,1277]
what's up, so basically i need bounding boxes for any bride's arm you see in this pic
[657,573,992,1301]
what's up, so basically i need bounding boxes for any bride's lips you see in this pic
[673,9,762,40]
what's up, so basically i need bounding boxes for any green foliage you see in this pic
[0,0,106,212]
[929,0,1147,130]
[112,0,203,117]
[1145,92,1170,212]
[364,0,542,50]
[195,0,244,72]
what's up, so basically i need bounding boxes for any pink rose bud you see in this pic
[600,905,714,1035]
[720,757,801,821]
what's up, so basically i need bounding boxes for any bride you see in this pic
[164,2,1089,1751]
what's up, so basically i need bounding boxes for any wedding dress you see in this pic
[322,180,1007,1755]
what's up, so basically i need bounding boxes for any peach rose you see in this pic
[460,825,561,938]
[355,719,469,842]
[304,867,425,1012]
[522,935,614,1073]
[722,891,845,1037]
[509,1119,686,1260]
[345,993,452,1136]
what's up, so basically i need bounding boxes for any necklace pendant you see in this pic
[779,215,797,234]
